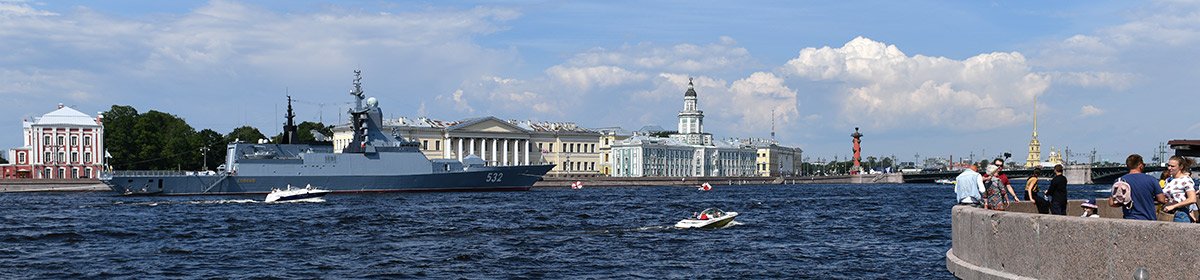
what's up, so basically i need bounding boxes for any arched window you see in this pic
[57,152,64,162]
[84,152,91,163]
[43,135,50,146]
[57,136,63,146]
[71,152,78,163]
[44,168,52,178]
[44,152,51,163]
[57,168,64,179]
[71,136,78,146]
[84,136,91,146]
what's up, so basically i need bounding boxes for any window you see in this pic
[44,168,52,178]
[44,152,51,163]
[549,144,554,152]
[71,136,78,146]
[84,168,92,179]
[18,153,26,164]
[57,136,63,146]
[57,152,64,162]
[422,140,428,150]
[84,152,91,163]
[70,168,77,179]
[84,136,91,146]
[71,152,78,163]
[44,135,50,145]
[435,141,441,150]
[57,168,64,179]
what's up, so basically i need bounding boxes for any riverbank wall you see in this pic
[0,179,109,192]
[947,200,1200,279]
[532,173,903,188]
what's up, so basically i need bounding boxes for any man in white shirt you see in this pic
[955,164,986,206]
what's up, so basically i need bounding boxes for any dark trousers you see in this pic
[1050,198,1067,215]
[1032,194,1050,214]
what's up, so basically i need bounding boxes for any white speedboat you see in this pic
[674,208,738,229]
[265,184,332,203]
[935,179,956,185]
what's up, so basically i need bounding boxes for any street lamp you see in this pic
[200,146,210,171]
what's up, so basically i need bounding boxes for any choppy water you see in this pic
[0,183,1111,279]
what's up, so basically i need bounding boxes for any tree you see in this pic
[195,129,226,170]
[0,154,7,164]
[880,157,894,170]
[271,121,334,144]
[103,105,140,170]
[132,110,198,170]
[226,126,267,144]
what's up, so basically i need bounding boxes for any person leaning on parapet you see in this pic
[954,163,986,207]
[993,159,1021,203]
[1025,167,1050,214]
[1048,164,1068,215]
[1161,155,1196,223]
[1109,154,1168,220]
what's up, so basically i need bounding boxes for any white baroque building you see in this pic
[1,104,106,179]
[611,78,757,177]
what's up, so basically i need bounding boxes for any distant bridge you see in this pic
[901,165,1180,184]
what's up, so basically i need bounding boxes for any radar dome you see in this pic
[366,97,378,107]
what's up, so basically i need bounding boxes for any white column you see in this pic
[490,138,498,166]
[524,140,530,165]
[480,138,487,162]
[502,139,509,166]
[457,138,464,161]
[512,139,519,166]
[443,137,451,159]
[469,138,476,158]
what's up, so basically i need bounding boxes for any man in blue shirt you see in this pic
[1109,154,1167,220]
[955,163,985,206]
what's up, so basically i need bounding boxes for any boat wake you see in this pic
[266,198,326,203]
[115,199,262,207]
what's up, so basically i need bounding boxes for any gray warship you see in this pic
[100,71,554,195]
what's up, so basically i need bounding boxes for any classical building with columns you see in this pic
[332,116,603,177]
[1,104,106,179]
[739,137,803,177]
[610,78,758,177]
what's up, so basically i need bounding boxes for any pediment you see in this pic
[447,117,528,133]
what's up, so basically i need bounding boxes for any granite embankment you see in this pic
[533,173,903,188]
[0,179,109,192]
[947,200,1200,280]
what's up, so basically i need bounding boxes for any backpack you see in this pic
[1110,178,1131,207]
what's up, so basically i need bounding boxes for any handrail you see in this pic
[101,170,225,177]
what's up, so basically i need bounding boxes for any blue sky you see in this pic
[2,0,1197,164]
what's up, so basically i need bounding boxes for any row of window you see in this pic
[40,151,93,164]
[41,167,93,179]
[561,161,596,171]
[42,135,94,147]
[536,143,597,153]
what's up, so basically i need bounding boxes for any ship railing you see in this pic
[101,170,226,177]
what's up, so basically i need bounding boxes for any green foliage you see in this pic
[226,126,267,144]
[196,129,226,170]
[271,121,334,144]
[0,154,8,164]
[102,105,253,171]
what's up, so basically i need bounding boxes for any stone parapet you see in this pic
[948,202,1200,279]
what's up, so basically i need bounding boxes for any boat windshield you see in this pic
[700,208,724,216]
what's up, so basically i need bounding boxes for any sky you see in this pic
[2,0,1198,164]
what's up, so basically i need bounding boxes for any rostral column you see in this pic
[851,127,863,175]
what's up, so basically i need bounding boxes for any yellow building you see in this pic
[595,127,630,176]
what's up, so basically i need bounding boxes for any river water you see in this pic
[0,183,1111,279]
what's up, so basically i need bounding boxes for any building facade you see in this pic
[333,116,603,177]
[739,138,803,177]
[595,127,631,176]
[1,104,106,179]
[611,78,758,177]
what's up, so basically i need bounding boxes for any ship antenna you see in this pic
[351,70,364,111]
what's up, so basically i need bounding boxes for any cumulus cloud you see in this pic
[725,72,799,132]
[545,65,648,90]
[1079,105,1103,117]
[781,36,1048,130]
[562,39,754,73]
[1047,71,1134,90]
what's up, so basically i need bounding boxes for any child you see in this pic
[1080,198,1100,218]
